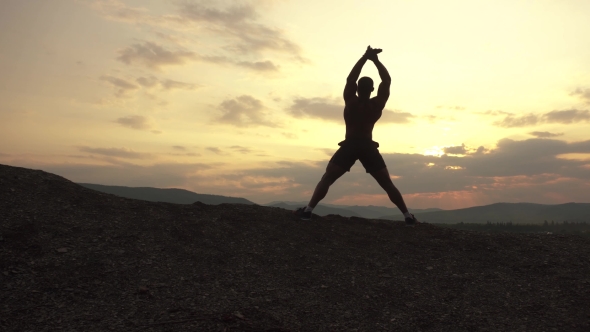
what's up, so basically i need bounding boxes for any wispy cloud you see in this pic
[494,109,590,127]
[178,1,305,61]
[206,147,225,155]
[443,144,467,155]
[99,75,139,97]
[78,146,152,159]
[229,145,253,154]
[161,79,198,90]
[477,110,513,116]
[196,55,279,72]
[529,131,564,138]
[571,87,590,104]
[116,41,196,70]
[213,95,281,128]
[287,97,342,122]
[101,74,198,98]
[88,0,306,73]
[287,97,413,124]
[135,76,200,90]
[114,115,159,134]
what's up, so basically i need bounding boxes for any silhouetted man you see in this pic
[294,46,419,226]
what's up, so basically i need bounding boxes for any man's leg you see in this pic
[308,162,347,208]
[369,167,409,214]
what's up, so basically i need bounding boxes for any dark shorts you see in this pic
[329,138,387,173]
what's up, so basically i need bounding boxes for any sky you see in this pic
[1,0,590,209]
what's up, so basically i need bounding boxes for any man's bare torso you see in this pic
[343,96,383,140]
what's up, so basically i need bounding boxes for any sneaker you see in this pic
[405,213,418,227]
[293,207,312,221]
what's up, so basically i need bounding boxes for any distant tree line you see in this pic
[437,221,590,236]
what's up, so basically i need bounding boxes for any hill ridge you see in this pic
[78,183,256,205]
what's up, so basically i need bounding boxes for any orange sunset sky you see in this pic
[1,0,590,209]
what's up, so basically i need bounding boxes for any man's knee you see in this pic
[321,172,337,185]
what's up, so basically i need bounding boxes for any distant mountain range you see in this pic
[79,183,590,224]
[387,202,590,224]
[78,183,256,206]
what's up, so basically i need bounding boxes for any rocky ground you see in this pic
[1,164,589,331]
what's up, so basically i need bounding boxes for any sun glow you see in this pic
[423,146,444,157]
[445,166,465,170]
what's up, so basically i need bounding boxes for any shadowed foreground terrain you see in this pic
[1,164,590,332]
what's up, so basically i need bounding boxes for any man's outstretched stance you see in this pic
[294,46,419,226]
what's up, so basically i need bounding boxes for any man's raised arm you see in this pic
[372,58,391,106]
[347,56,368,82]
[343,54,368,102]
[373,58,391,84]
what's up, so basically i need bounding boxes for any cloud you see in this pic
[529,131,564,138]
[195,55,279,73]
[287,97,413,124]
[229,146,253,154]
[135,76,199,90]
[172,145,186,151]
[88,0,306,72]
[236,60,279,72]
[161,79,198,90]
[99,75,139,97]
[206,147,224,155]
[477,110,513,116]
[544,109,590,124]
[178,1,304,61]
[474,146,488,155]
[117,41,196,70]
[100,74,198,99]
[136,76,159,88]
[115,115,154,131]
[494,114,540,127]
[214,95,281,128]
[379,109,414,124]
[571,88,590,104]
[89,0,152,24]
[287,97,342,122]
[78,146,152,159]
[443,144,467,155]
[494,109,590,127]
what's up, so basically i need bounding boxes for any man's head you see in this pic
[357,76,374,96]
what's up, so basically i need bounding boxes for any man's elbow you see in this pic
[382,77,392,84]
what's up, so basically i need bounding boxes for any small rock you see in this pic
[56,248,68,253]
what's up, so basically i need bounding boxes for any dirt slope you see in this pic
[1,164,589,331]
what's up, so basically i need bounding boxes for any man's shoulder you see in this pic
[370,96,387,110]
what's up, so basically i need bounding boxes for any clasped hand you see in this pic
[364,45,382,61]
